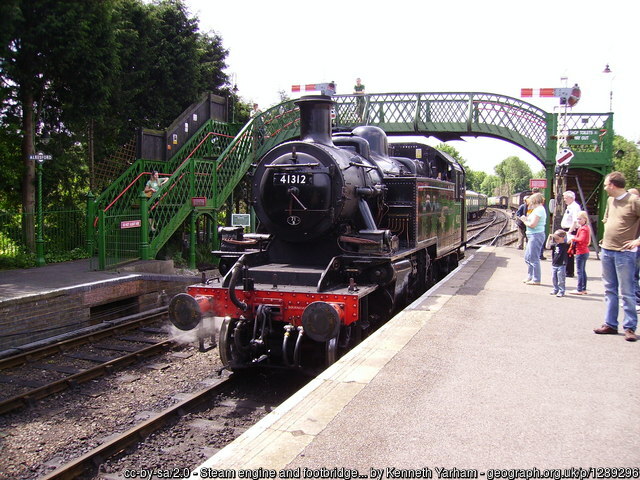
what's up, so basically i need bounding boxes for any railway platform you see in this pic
[0,259,199,353]
[195,246,639,475]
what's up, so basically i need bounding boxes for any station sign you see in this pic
[568,129,601,145]
[28,153,52,163]
[232,214,251,227]
[120,220,141,229]
[191,197,207,207]
[530,179,547,189]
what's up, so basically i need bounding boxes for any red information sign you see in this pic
[120,220,141,229]
[530,179,547,189]
[191,197,207,207]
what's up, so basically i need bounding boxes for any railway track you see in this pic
[0,307,178,415]
[41,374,233,480]
[467,208,517,247]
[34,369,310,479]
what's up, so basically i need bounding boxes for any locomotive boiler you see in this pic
[169,95,467,373]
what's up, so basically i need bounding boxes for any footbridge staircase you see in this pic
[89,92,613,270]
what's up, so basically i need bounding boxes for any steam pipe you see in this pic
[358,198,378,230]
[228,258,248,311]
[282,325,294,367]
[293,327,304,367]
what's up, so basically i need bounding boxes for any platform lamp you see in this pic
[35,131,52,267]
[603,64,613,112]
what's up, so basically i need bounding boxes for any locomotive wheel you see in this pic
[219,317,235,368]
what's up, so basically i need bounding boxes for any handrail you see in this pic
[102,130,235,215]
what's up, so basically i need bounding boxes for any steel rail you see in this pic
[40,375,233,480]
[0,306,168,369]
[0,337,175,415]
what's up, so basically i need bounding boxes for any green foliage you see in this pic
[1,0,232,216]
[493,156,533,194]
[612,135,640,189]
[534,169,546,179]
[0,252,36,270]
[435,143,468,170]
[479,175,501,195]
[0,247,89,270]
[466,170,487,193]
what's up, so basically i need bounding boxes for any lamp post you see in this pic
[603,64,613,111]
[29,133,52,267]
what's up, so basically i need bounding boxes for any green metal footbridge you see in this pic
[88,92,613,270]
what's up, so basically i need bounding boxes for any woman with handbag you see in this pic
[570,211,591,295]
[520,193,547,285]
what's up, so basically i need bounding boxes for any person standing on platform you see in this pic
[546,229,569,297]
[560,190,581,277]
[628,188,640,312]
[520,192,547,285]
[530,188,547,260]
[594,172,640,342]
[569,211,591,295]
[515,196,529,250]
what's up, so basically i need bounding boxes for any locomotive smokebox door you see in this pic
[302,301,343,342]
[168,293,203,331]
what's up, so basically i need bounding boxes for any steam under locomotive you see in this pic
[169,95,470,373]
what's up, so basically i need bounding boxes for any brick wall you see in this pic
[0,275,196,352]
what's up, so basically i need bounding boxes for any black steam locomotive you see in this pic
[169,95,468,373]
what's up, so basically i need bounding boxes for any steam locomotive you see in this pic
[169,95,469,373]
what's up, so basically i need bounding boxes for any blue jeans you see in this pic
[601,248,638,331]
[525,232,545,282]
[552,265,566,294]
[575,252,589,292]
[635,250,640,305]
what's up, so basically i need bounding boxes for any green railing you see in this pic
[141,101,302,260]
[91,101,302,269]
[90,119,242,269]
[0,209,87,269]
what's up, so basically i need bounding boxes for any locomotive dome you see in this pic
[352,126,388,156]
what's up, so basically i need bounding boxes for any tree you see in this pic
[494,156,533,195]
[435,143,468,170]
[480,175,501,195]
[1,0,117,248]
[1,0,232,226]
[612,135,640,189]
[466,170,487,193]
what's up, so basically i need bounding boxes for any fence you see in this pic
[0,209,88,269]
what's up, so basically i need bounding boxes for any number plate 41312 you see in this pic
[273,173,311,185]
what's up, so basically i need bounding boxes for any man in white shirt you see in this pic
[561,190,581,277]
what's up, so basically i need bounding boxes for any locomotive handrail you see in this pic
[264,163,319,168]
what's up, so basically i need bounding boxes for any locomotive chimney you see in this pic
[295,95,334,146]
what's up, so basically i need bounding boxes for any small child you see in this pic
[546,229,569,297]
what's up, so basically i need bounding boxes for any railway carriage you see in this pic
[169,95,470,373]
[466,191,487,219]
[509,191,531,211]
[488,196,508,209]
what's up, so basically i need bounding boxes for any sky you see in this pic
[187,0,638,175]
